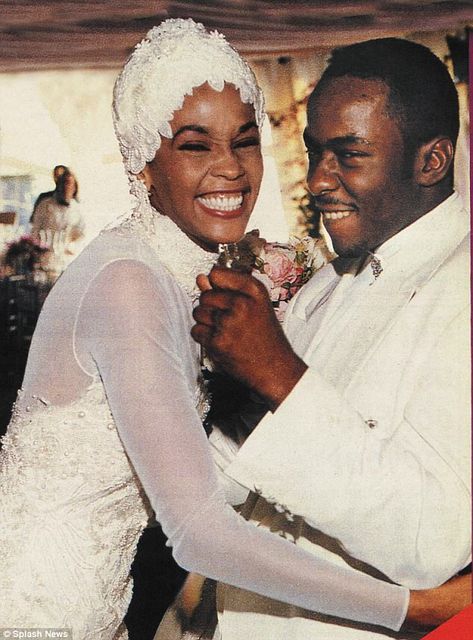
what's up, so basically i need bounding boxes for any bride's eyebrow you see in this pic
[173,120,258,141]
[238,121,258,134]
[173,125,208,140]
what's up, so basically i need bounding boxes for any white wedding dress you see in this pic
[0,203,408,638]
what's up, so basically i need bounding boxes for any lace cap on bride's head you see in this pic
[112,18,265,177]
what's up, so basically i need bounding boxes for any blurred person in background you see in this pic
[30,167,85,269]
[30,164,68,213]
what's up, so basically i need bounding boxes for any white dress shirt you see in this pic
[213,192,471,639]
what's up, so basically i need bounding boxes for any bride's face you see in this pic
[142,82,263,251]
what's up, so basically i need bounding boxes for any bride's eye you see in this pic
[178,142,210,152]
[233,136,260,150]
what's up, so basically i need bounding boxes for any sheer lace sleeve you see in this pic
[75,258,409,631]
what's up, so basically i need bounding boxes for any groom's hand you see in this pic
[191,266,307,411]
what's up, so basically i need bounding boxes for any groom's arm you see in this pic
[192,267,471,588]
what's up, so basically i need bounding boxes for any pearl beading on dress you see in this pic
[112,185,218,303]
[0,381,151,636]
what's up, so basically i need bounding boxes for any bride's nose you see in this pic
[211,147,245,180]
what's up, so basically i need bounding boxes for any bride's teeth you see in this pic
[198,194,243,211]
[323,210,352,220]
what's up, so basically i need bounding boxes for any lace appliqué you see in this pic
[112,19,264,175]
[112,184,217,303]
[0,381,150,636]
[195,375,211,424]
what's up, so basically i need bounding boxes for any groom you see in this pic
[192,38,471,637]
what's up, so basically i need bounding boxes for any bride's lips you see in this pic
[196,190,248,219]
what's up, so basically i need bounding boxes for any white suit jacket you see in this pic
[214,192,471,639]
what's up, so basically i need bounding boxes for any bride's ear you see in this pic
[137,167,152,191]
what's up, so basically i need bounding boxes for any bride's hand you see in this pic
[192,267,307,410]
[405,573,471,630]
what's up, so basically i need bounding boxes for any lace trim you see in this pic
[0,377,150,635]
[112,18,264,175]
[110,181,217,302]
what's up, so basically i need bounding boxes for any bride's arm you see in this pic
[208,427,249,506]
[76,258,409,631]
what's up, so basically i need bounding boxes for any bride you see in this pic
[0,18,466,640]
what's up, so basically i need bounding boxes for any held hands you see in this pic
[191,267,307,411]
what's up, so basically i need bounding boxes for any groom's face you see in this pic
[143,82,263,252]
[305,76,419,257]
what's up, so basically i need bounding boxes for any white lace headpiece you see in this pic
[112,18,265,178]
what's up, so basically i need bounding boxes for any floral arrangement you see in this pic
[231,230,335,323]
[255,236,334,321]
[205,231,335,439]
[1,234,50,276]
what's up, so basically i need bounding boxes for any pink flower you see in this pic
[262,248,299,288]
[248,234,335,324]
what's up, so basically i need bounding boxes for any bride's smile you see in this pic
[196,190,246,216]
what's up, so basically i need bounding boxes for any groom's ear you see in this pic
[413,137,454,186]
